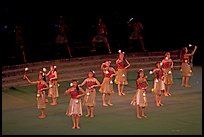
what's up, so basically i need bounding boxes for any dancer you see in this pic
[115,50,130,96]
[46,65,59,105]
[180,46,197,87]
[64,80,85,129]
[24,70,49,118]
[149,62,165,107]
[78,70,101,118]
[161,52,174,96]
[128,19,146,51]
[15,25,27,63]
[55,16,72,58]
[91,17,112,54]
[99,61,116,106]
[132,69,148,119]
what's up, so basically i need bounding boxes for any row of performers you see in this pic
[23,46,197,129]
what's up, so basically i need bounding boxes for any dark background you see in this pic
[1,1,202,66]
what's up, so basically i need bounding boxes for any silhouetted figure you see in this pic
[91,17,112,54]
[128,18,146,51]
[15,25,27,63]
[55,16,72,58]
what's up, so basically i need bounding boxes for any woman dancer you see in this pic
[150,62,165,107]
[64,80,85,129]
[46,65,59,105]
[99,61,116,106]
[115,50,130,96]
[180,46,197,87]
[132,69,148,119]
[24,70,49,118]
[161,52,174,96]
[78,71,101,118]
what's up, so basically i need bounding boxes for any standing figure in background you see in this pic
[180,46,197,87]
[91,17,112,54]
[15,25,27,63]
[128,19,146,51]
[99,61,116,106]
[46,65,59,106]
[64,80,85,129]
[78,71,101,118]
[55,16,72,58]
[161,52,174,96]
[115,50,130,96]
[24,70,49,118]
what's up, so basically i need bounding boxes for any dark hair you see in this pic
[180,47,186,61]
[72,80,79,91]
[137,69,143,80]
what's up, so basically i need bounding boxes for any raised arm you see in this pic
[24,75,39,84]
[78,79,87,87]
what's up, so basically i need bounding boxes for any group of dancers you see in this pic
[23,45,197,129]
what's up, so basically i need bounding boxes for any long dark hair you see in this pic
[180,47,186,61]
[72,80,79,91]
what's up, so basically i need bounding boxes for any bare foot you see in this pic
[76,126,80,129]
[38,115,46,119]
[108,103,113,106]
[142,115,147,118]
[50,103,57,106]
[137,115,142,119]
[90,115,94,118]
[72,126,76,129]
[121,92,126,95]
[103,104,108,107]
[186,85,191,87]
[85,114,90,117]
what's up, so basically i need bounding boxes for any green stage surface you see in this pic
[2,66,202,135]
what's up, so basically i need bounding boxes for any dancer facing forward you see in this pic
[24,70,49,119]
[161,52,174,96]
[133,69,148,119]
[78,71,101,118]
[91,17,112,54]
[115,50,130,96]
[180,46,197,87]
[64,80,85,129]
[46,65,59,106]
[150,62,165,107]
[99,61,116,106]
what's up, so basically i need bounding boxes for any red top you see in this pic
[162,59,173,69]
[86,80,96,88]
[37,82,46,90]
[117,61,125,69]
[103,69,113,78]
[137,79,148,89]
[70,88,80,99]
[182,56,189,63]
[154,68,163,79]
[48,72,55,79]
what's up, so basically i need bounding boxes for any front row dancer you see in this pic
[131,69,148,119]
[64,80,85,129]
[99,61,116,106]
[78,71,101,118]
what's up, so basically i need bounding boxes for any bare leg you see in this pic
[136,105,141,119]
[103,37,111,54]
[167,84,172,95]
[90,106,94,117]
[76,116,80,129]
[182,76,185,87]
[186,76,191,87]
[121,84,125,95]
[102,94,108,106]
[107,94,113,106]
[65,43,72,57]
[86,107,90,117]
[141,107,147,118]
[118,84,122,96]
[38,109,46,118]
[72,115,76,129]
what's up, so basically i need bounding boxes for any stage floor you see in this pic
[2,66,202,135]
